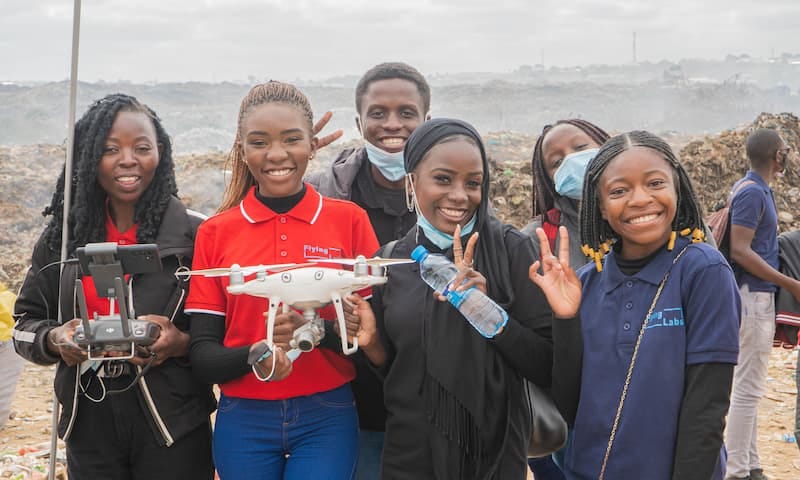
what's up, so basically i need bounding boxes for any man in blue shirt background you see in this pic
[726,128,800,480]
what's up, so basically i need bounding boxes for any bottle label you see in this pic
[445,287,467,308]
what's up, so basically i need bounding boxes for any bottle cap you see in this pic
[410,245,429,263]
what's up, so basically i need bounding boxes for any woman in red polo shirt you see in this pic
[187,81,379,480]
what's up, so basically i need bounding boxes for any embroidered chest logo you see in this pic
[303,244,343,259]
[646,307,685,329]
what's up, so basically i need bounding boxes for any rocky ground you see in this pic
[2,113,800,477]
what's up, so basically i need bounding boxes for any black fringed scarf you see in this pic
[404,119,518,479]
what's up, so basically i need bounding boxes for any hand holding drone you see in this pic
[179,255,412,361]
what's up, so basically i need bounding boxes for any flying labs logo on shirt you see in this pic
[646,307,685,329]
[303,244,343,260]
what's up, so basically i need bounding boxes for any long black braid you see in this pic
[530,119,610,219]
[42,93,178,254]
[580,131,706,269]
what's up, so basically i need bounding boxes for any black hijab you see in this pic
[404,118,517,478]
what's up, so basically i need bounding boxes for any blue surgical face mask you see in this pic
[417,212,477,250]
[407,176,477,249]
[553,148,599,200]
[363,139,406,181]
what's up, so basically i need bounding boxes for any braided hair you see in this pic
[218,81,314,213]
[579,130,706,271]
[531,119,610,218]
[42,93,177,254]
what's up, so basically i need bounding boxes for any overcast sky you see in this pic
[2,0,798,83]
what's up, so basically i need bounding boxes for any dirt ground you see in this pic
[1,348,798,479]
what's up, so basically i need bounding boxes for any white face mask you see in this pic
[406,172,476,249]
[360,118,406,181]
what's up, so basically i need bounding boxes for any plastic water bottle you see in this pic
[411,245,508,338]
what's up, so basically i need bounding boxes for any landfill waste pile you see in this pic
[5,114,800,293]
[679,112,800,231]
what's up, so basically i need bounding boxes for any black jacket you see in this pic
[306,147,416,245]
[13,197,216,445]
[776,230,800,344]
[307,147,415,431]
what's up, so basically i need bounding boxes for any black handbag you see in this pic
[525,379,568,457]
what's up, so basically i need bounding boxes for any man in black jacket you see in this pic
[306,62,431,479]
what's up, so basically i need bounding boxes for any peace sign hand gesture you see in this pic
[435,224,487,301]
[313,111,343,150]
[528,226,582,319]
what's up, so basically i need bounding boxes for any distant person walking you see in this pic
[725,128,800,480]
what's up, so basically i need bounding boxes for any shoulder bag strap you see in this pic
[598,244,692,480]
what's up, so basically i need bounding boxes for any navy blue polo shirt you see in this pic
[563,238,740,480]
[730,171,779,292]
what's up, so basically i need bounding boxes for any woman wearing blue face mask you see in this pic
[521,119,610,480]
[523,119,610,271]
[340,118,564,479]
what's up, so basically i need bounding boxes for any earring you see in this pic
[309,153,315,160]
[405,174,416,212]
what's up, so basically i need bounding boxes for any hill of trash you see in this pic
[2,112,799,293]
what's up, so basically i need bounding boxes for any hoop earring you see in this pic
[405,173,416,212]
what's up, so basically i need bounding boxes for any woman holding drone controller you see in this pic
[13,94,217,479]
[186,81,379,480]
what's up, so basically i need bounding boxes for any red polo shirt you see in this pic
[185,185,379,400]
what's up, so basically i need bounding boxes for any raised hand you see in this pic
[528,226,582,319]
[436,224,486,301]
[313,111,343,150]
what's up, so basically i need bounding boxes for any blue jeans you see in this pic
[213,385,359,480]
[356,430,384,480]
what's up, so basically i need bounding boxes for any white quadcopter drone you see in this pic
[180,255,412,358]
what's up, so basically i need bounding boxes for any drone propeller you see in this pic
[317,257,414,268]
[176,263,300,278]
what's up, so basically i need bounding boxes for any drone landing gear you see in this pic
[263,293,358,362]
[330,291,358,355]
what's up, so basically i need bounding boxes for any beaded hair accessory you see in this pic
[583,227,705,272]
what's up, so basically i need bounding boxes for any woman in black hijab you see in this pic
[346,118,556,479]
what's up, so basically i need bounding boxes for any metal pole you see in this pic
[49,0,81,478]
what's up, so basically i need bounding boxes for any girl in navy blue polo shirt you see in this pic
[530,130,741,480]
